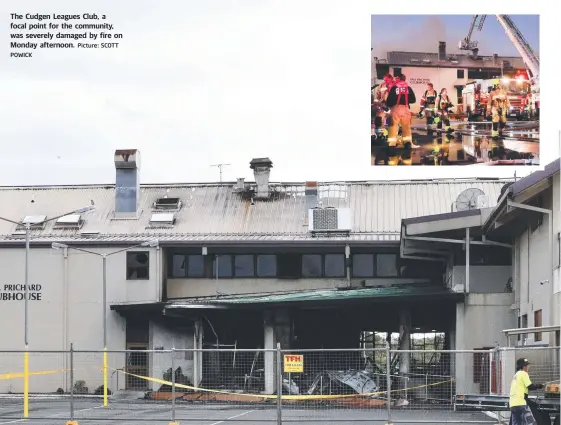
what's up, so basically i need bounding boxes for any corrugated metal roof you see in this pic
[166,286,459,305]
[0,179,511,244]
[386,52,526,69]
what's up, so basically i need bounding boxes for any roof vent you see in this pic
[249,158,273,200]
[153,197,182,210]
[16,215,47,230]
[308,207,352,235]
[53,214,84,229]
[410,58,420,63]
[148,212,176,227]
[305,181,318,210]
[234,178,246,192]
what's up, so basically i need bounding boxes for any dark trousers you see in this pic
[511,405,537,425]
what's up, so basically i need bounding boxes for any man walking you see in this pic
[509,358,544,425]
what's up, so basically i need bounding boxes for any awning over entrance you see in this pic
[166,286,463,310]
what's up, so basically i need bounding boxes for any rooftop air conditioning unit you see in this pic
[308,208,352,232]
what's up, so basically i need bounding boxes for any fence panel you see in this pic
[0,350,67,421]
[277,348,389,423]
[388,349,497,424]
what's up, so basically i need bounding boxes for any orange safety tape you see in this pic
[115,369,454,400]
[0,369,67,380]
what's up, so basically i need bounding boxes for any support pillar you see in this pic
[264,310,291,395]
[193,319,203,387]
[398,309,411,391]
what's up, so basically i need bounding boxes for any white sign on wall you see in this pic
[409,78,431,85]
[0,284,43,301]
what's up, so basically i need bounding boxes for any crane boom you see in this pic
[495,15,539,79]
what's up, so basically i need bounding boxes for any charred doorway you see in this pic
[200,310,264,392]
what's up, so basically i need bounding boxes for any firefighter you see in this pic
[436,88,454,134]
[419,83,438,129]
[487,80,510,138]
[509,358,544,425]
[372,73,394,139]
[386,74,416,148]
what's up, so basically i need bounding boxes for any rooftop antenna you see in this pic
[210,163,231,183]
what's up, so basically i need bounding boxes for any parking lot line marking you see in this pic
[208,409,255,425]
[0,405,103,424]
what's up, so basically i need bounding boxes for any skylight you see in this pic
[154,197,181,210]
[54,214,84,229]
[16,215,47,230]
[149,212,176,225]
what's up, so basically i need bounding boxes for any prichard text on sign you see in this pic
[0,284,42,301]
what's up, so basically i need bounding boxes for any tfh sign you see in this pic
[283,354,304,373]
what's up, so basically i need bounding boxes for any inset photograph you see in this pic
[371,15,540,166]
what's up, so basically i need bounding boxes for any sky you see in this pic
[0,3,554,186]
[371,15,540,59]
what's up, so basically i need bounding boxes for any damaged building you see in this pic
[0,149,546,398]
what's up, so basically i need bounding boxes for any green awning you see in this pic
[167,286,461,307]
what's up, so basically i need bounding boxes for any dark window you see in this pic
[234,255,255,277]
[521,314,528,343]
[556,331,560,347]
[212,255,233,278]
[393,67,402,76]
[127,251,150,280]
[302,255,322,277]
[534,310,542,341]
[376,254,398,277]
[277,254,302,278]
[376,64,390,80]
[171,254,186,277]
[456,86,463,104]
[325,254,345,277]
[187,255,204,277]
[457,69,465,79]
[257,255,276,277]
[352,254,374,277]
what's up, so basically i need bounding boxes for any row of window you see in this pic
[168,253,399,279]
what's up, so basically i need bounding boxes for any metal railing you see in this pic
[0,345,559,423]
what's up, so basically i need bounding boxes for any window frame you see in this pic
[126,251,150,280]
[457,69,465,79]
[534,310,542,341]
[301,254,324,278]
[324,253,346,278]
[233,254,256,278]
[375,253,399,277]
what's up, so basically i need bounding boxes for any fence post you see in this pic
[70,343,75,422]
[276,343,282,425]
[386,343,392,425]
[171,345,177,425]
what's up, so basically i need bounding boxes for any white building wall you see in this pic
[0,246,162,393]
[514,178,561,346]
[455,294,516,394]
[148,320,194,392]
[390,66,468,114]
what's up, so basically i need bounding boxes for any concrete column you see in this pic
[263,311,277,394]
[455,302,470,393]
[398,309,411,377]
[193,319,203,387]
[500,349,515,396]
[263,309,292,394]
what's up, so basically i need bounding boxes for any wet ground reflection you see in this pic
[371,119,539,166]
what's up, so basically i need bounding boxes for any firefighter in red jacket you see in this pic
[385,74,417,147]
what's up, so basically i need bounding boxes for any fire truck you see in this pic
[462,71,533,122]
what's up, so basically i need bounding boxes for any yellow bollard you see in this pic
[168,422,180,425]
[103,348,108,407]
[66,421,79,425]
[23,351,29,418]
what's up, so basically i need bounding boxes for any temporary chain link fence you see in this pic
[0,345,559,423]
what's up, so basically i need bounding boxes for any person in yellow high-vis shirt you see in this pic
[509,358,544,425]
